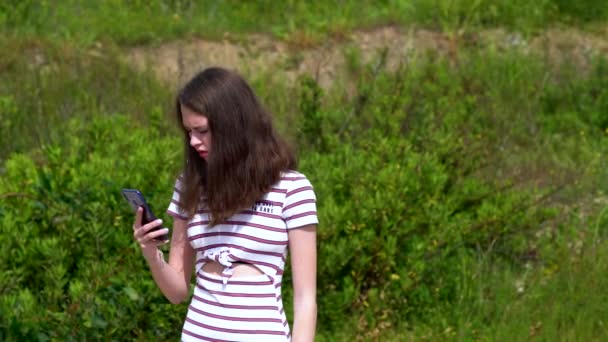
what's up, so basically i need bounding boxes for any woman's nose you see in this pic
[190,134,201,146]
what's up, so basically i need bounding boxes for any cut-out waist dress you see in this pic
[167,171,318,342]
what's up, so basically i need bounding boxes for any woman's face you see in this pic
[181,104,211,160]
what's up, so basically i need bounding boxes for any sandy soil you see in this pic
[125,25,608,88]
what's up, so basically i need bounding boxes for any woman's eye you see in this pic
[185,128,207,135]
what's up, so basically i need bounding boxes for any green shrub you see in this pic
[0,115,184,340]
[296,92,552,336]
[288,49,607,337]
[1,42,607,340]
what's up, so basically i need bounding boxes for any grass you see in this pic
[0,0,607,47]
[0,37,174,160]
[315,217,608,341]
[480,240,608,341]
[408,237,608,341]
[315,236,608,341]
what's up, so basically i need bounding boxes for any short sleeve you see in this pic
[167,176,189,221]
[282,174,318,229]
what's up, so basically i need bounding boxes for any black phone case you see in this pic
[121,189,168,241]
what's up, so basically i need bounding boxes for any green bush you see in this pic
[0,115,184,340]
[1,43,607,340]
[293,50,606,337]
[0,103,548,340]
[293,64,555,335]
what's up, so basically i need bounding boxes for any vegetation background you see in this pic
[1,0,607,341]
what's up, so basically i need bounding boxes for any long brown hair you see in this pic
[176,67,296,225]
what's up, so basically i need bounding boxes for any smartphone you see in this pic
[121,189,169,241]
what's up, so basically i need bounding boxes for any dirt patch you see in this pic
[477,27,608,68]
[530,27,608,68]
[125,26,608,88]
[125,26,452,89]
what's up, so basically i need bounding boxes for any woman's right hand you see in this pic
[132,207,169,260]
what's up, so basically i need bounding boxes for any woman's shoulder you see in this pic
[277,170,315,192]
[280,170,309,180]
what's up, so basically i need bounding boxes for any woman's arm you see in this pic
[133,207,195,304]
[288,224,317,342]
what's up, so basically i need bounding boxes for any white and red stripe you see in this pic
[168,170,318,341]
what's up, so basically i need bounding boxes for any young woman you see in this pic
[132,67,317,341]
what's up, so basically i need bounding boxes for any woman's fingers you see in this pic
[133,217,167,246]
[147,227,170,241]
[133,206,144,230]
[137,218,163,235]
[136,231,168,246]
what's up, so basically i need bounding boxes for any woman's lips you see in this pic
[198,151,208,158]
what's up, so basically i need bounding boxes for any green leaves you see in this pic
[0,114,183,340]
[289,49,608,336]
[1,36,607,339]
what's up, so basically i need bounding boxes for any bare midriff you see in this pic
[202,261,265,278]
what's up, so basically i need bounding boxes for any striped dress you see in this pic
[167,170,318,341]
